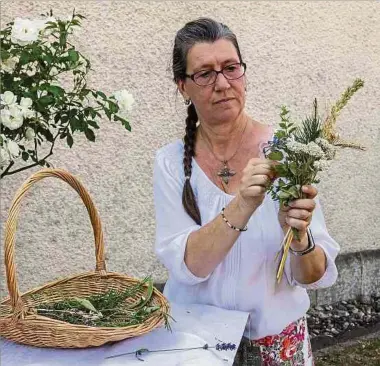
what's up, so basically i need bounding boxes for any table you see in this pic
[1,303,249,366]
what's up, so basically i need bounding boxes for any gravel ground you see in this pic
[307,294,380,349]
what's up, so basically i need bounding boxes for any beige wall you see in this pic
[1,1,379,296]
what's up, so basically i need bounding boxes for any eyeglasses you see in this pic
[185,62,247,86]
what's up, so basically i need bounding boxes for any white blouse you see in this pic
[153,139,340,340]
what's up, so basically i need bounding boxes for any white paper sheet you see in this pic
[1,302,249,366]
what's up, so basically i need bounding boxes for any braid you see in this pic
[182,103,201,225]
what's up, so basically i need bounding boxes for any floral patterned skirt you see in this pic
[233,317,314,366]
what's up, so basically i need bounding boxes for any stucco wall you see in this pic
[1,1,379,297]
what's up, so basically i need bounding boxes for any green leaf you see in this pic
[39,95,54,106]
[274,164,288,177]
[68,49,79,62]
[278,191,290,200]
[73,297,98,313]
[114,114,131,131]
[44,129,54,143]
[42,53,53,65]
[108,100,118,114]
[130,278,154,310]
[104,108,112,120]
[1,49,10,61]
[268,151,284,161]
[287,186,300,198]
[87,120,99,129]
[275,130,286,139]
[97,91,107,100]
[59,28,67,48]
[288,162,298,176]
[66,134,74,147]
[47,85,65,97]
[19,50,30,65]
[84,128,95,142]
[69,117,79,131]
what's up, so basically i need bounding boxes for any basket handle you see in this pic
[3,168,107,315]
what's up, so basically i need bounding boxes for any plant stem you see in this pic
[105,345,218,360]
[0,161,14,178]
[1,133,58,177]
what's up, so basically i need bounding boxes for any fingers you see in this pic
[243,164,272,177]
[285,216,309,232]
[301,185,318,199]
[247,158,275,167]
[241,174,272,188]
[287,208,312,221]
[289,199,316,211]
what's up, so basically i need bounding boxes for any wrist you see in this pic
[290,228,316,256]
[290,231,309,251]
[234,193,257,217]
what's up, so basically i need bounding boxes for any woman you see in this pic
[154,18,339,365]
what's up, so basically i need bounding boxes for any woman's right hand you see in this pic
[236,158,276,213]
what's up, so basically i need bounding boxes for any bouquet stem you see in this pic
[276,227,294,283]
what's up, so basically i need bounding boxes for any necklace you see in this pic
[200,119,248,185]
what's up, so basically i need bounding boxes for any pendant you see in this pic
[217,161,236,185]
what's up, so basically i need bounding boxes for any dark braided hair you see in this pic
[172,18,243,225]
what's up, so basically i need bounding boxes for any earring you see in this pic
[184,99,191,106]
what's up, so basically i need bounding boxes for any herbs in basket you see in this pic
[34,276,172,329]
[264,78,365,283]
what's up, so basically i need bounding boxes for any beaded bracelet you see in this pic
[221,207,248,232]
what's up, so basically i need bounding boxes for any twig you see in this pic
[105,342,236,361]
[0,161,14,178]
[276,227,293,283]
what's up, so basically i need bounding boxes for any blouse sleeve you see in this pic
[285,197,340,289]
[153,151,211,286]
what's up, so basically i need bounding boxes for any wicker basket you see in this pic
[0,168,169,348]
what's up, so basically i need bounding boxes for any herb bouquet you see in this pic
[264,79,365,283]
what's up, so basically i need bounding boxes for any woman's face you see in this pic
[178,39,246,125]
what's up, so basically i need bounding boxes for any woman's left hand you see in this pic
[278,185,318,250]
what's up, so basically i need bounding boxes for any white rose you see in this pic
[1,91,17,106]
[1,56,19,73]
[11,18,40,45]
[0,109,11,126]
[19,100,35,119]
[24,109,35,119]
[20,97,33,109]
[113,90,135,113]
[25,127,36,140]
[7,140,20,158]
[2,106,24,130]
